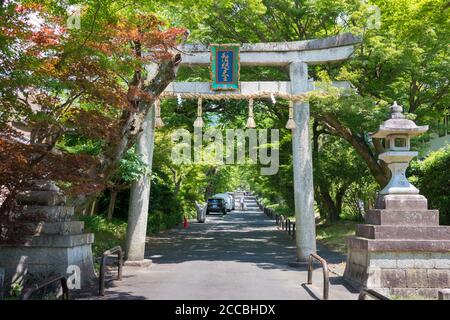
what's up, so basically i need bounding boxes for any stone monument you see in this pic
[344,102,450,299]
[0,180,95,294]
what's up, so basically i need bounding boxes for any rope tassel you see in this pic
[285,100,296,130]
[246,98,256,129]
[193,97,204,128]
[154,99,165,128]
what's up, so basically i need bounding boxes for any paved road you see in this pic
[95,198,358,300]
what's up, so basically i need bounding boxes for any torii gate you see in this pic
[126,33,361,264]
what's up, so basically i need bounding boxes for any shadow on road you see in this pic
[144,210,347,274]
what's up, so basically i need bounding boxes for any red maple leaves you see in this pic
[0,2,186,243]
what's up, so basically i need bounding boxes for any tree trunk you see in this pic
[73,55,181,213]
[125,104,155,262]
[89,199,96,216]
[315,113,390,187]
[312,122,327,220]
[107,190,117,221]
[320,188,339,224]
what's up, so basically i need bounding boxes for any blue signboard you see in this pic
[210,44,240,91]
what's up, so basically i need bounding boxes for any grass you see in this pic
[263,203,293,217]
[79,215,127,260]
[316,220,357,253]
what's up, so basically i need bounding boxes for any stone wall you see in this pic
[346,249,450,299]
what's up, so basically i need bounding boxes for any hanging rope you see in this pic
[246,98,256,129]
[160,90,327,101]
[285,100,296,130]
[154,99,164,128]
[193,97,204,127]
[157,91,331,129]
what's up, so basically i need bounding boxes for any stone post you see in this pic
[125,105,155,265]
[289,62,317,262]
[439,289,450,300]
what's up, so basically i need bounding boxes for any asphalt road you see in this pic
[96,198,358,300]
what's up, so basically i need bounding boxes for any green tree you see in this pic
[153,0,449,222]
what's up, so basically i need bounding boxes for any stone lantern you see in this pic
[372,102,428,208]
[344,101,450,299]
[0,180,95,295]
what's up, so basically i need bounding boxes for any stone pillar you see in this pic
[125,105,155,265]
[289,62,317,262]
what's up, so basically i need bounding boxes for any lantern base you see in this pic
[375,194,428,211]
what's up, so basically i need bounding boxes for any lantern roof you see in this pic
[372,102,428,138]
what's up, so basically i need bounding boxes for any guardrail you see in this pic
[358,288,390,300]
[21,274,69,300]
[307,253,329,300]
[263,207,274,218]
[261,205,295,239]
[99,246,124,296]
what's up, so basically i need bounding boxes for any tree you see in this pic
[313,125,374,223]
[154,0,449,219]
[0,1,186,243]
[105,147,147,220]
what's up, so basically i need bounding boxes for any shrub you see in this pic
[410,146,450,224]
[79,215,127,258]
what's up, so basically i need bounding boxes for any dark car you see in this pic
[206,197,227,215]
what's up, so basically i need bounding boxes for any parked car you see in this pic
[213,193,233,211]
[206,197,227,215]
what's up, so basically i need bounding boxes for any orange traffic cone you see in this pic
[183,216,189,228]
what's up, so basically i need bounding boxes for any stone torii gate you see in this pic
[126,33,361,264]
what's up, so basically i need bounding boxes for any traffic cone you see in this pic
[183,216,189,228]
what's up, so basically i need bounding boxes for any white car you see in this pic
[213,193,233,212]
[226,192,236,210]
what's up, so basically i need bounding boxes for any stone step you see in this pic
[31,233,94,247]
[365,209,439,226]
[21,205,74,222]
[347,236,450,252]
[356,224,450,240]
[17,190,66,206]
[35,221,85,236]
[29,180,60,192]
